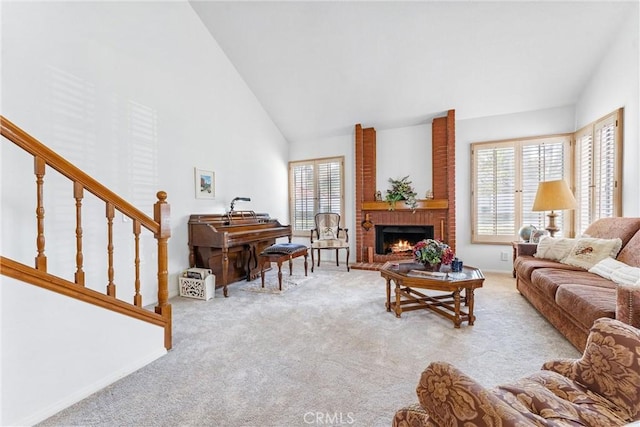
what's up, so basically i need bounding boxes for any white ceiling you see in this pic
[190,1,635,142]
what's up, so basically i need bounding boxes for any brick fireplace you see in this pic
[354,110,456,266]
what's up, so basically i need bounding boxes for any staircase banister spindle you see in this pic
[74,181,85,286]
[133,219,142,307]
[2,116,173,350]
[1,116,158,233]
[106,202,116,297]
[34,156,47,271]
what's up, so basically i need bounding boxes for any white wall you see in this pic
[1,1,289,424]
[376,124,432,200]
[2,277,166,426]
[575,9,640,216]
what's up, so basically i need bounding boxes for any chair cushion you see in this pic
[261,243,307,254]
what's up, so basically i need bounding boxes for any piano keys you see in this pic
[188,211,292,296]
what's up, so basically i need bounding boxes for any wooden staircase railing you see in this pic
[0,115,172,350]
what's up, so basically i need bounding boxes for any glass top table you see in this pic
[379,260,485,327]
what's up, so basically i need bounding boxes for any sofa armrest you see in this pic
[616,283,640,328]
[517,242,538,257]
[417,362,531,426]
[541,358,578,377]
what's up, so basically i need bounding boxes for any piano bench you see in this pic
[259,244,309,291]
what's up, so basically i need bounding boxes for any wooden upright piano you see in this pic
[188,211,292,296]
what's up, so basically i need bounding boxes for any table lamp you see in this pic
[532,179,577,237]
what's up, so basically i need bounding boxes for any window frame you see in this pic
[573,109,623,235]
[471,134,572,244]
[288,156,345,237]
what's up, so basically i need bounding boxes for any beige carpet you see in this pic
[38,262,580,427]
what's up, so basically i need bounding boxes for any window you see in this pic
[574,109,623,235]
[472,135,571,243]
[471,108,623,244]
[289,156,344,235]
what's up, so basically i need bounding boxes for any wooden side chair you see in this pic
[310,212,350,272]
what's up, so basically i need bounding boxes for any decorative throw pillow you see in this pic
[561,237,623,270]
[588,257,629,280]
[534,236,576,261]
[568,318,640,417]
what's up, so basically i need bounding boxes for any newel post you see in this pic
[154,191,172,350]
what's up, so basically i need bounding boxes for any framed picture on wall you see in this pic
[194,168,215,199]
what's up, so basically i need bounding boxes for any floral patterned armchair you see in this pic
[393,317,640,426]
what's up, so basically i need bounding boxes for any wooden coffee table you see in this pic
[380,260,485,328]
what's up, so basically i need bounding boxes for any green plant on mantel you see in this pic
[385,175,418,212]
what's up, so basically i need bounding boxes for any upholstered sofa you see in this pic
[393,317,640,426]
[514,217,640,351]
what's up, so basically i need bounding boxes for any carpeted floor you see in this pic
[38,262,580,427]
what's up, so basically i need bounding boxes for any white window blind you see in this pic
[289,157,344,234]
[521,138,567,232]
[574,110,622,234]
[472,135,570,243]
[575,130,593,234]
[474,143,516,241]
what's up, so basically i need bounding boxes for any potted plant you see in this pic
[385,175,418,211]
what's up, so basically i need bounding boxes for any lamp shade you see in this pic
[532,180,577,212]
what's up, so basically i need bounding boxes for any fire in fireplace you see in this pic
[375,225,434,255]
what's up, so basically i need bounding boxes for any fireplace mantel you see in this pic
[361,199,448,211]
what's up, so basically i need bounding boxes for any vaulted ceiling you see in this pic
[190,1,635,142]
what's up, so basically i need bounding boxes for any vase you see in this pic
[423,262,442,272]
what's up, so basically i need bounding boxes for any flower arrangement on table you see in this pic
[413,239,455,270]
